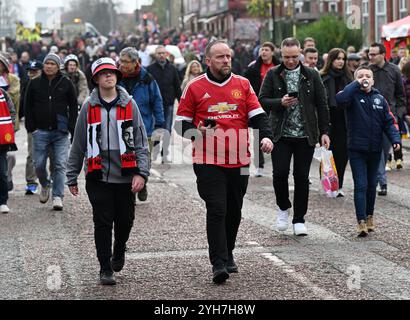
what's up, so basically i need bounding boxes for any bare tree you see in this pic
[0,0,21,38]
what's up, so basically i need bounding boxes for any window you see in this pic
[329,2,338,13]
[302,0,311,13]
[345,0,352,16]
[375,0,386,42]
[362,0,369,15]
[399,0,408,19]
[362,0,369,45]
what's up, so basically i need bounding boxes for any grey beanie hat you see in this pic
[0,54,10,72]
[44,53,61,67]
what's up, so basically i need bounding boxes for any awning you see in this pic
[198,15,219,24]
[183,13,197,24]
[382,15,410,39]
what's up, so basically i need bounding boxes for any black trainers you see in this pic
[212,265,229,284]
[227,253,238,273]
[378,185,387,196]
[137,185,148,202]
[111,254,125,272]
[100,270,116,285]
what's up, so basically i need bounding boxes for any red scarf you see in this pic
[87,101,138,180]
[0,90,17,152]
[119,63,141,78]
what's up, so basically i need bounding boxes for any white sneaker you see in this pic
[293,223,308,236]
[39,185,50,203]
[276,209,289,231]
[0,205,10,214]
[162,154,172,164]
[255,167,265,177]
[52,197,63,211]
[337,189,345,197]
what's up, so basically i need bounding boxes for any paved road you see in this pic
[1,127,410,302]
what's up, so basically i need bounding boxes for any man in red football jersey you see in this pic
[176,40,274,284]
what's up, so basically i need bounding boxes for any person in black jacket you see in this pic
[259,38,330,237]
[368,43,406,196]
[244,42,278,177]
[147,46,182,163]
[24,53,78,211]
[320,48,353,197]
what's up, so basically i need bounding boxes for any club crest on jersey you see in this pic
[208,103,238,114]
[231,89,242,99]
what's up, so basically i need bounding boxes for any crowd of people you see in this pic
[0,29,410,285]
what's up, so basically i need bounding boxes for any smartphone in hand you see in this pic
[288,91,298,98]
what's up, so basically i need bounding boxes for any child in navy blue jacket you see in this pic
[336,66,401,237]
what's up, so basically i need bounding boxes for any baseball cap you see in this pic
[27,60,44,71]
[347,53,361,61]
[91,57,122,84]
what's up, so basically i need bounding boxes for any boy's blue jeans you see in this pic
[348,150,381,222]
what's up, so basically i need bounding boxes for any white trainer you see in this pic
[276,209,289,231]
[337,189,345,197]
[1,204,10,214]
[162,154,172,164]
[255,167,265,177]
[52,197,63,211]
[293,223,308,236]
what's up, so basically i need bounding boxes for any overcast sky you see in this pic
[21,0,153,26]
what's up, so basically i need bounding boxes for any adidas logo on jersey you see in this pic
[202,93,211,99]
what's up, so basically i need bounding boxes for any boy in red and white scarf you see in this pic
[66,58,150,286]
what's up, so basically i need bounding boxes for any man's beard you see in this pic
[218,66,231,78]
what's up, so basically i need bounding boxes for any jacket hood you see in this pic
[88,85,133,107]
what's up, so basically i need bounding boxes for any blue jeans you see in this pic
[349,150,381,222]
[0,152,8,205]
[32,130,69,199]
[377,134,392,187]
[162,104,174,156]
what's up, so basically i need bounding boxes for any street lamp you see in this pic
[0,0,3,38]
[271,0,275,44]
[181,0,185,30]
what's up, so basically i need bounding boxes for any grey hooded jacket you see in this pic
[66,86,149,186]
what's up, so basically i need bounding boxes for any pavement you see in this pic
[1,126,410,302]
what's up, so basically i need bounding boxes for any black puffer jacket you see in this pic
[258,63,330,146]
[24,72,78,136]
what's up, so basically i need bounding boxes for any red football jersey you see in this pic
[176,73,265,168]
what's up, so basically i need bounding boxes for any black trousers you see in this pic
[271,138,314,224]
[330,122,348,189]
[193,164,249,268]
[86,179,136,271]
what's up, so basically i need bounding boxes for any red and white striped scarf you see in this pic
[86,101,138,180]
[0,90,17,152]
